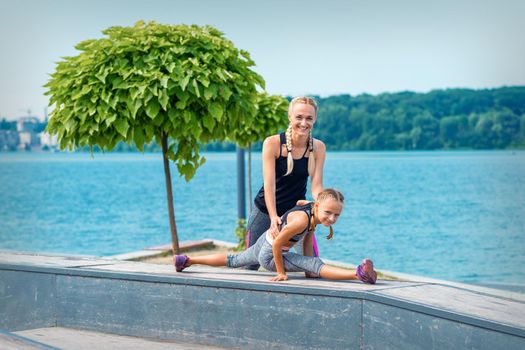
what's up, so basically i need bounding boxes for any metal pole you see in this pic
[236,146,246,220]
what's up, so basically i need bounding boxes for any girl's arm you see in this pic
[262,135,281,235]
[310,139,326,200]
[270,211,309,281]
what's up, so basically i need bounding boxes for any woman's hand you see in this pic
[270,274,288,282]
[269,216,282,238]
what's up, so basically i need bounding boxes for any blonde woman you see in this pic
[246,96,326,271]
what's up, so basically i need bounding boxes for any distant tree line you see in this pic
[3,86,524,152]
[314,86,525,150]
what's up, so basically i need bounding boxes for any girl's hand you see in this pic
[270,274,288,282]
[269,216,282,238]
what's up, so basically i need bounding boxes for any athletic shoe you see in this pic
[173,255,189,272]
[356,258,377,284]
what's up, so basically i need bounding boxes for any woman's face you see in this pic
[315,199,343,227]
[288,102,317,137]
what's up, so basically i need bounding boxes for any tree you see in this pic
[232,93,288,211]
[45,21,264,253]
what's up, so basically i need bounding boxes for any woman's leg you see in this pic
[245,206,271,270]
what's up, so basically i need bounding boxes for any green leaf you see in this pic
[191,124,202,139]
[219,86,232,100]
[159,89,169,110]
[133,128,145,151]
[202,114,215,131]
[95,69,108,83]
[192,78,200,98]
[160,76,168,88]
[208,103,223,121]
[168,108,178,122]
[145,99,160,119]
[105,114,117,127]
[144,125,155,139]
[204,84,217,100]
[114,118,129,137]
[180,75,190,91]
[175,100,186,109]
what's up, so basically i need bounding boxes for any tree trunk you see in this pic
[248,143,252,212]
[161,132,179,254]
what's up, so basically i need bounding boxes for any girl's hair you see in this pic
[316,188,344,240]
[285,97,318,177]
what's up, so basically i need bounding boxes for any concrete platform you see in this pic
[14,327,228,350]
[1,250,524,349]
[0,328,58,350]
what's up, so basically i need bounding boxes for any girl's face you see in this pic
[315,199,343,227]
[288,103,317,137]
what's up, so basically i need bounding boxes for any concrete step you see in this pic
[15,327,229,350]
[0,328,58,350]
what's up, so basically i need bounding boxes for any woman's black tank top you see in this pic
[254,133,309,216]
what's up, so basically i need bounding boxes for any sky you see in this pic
[0,0,524,120]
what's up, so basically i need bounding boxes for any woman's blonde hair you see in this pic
[316,188,344,240]
[285,96,318,177]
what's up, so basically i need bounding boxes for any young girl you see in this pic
[174,189,377,284]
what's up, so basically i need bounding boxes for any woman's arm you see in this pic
[270,211,309,281]
[262,135,281,235]
[310,139,326,200]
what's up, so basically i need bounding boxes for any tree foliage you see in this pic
[232,92,289,147]
[45,21,265,180]
[314,87,525,150]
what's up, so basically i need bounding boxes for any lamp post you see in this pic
[236,146,246,220]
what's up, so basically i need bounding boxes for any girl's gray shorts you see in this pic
[227,231,325,276]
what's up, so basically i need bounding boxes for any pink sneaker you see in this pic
[356,258,377,284]
[173,255,189,272]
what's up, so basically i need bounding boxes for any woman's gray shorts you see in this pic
[227,231,325,276]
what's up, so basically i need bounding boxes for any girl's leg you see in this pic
[259,246,324,276]
[174,235,263,271]
[259,244,377,284]
[318,265,357,280]
[320,259,377,284]
[229,232,266,268]
[187,254,227,267]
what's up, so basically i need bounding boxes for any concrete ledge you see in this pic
[109,239,217,261]
[14,327,228,349]
[1,251,524,349]
[0,329,59,350]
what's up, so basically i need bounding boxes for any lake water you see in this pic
[0,151,524,285]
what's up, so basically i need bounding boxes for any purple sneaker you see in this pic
[173,255,189,272]
[356,258,377,284]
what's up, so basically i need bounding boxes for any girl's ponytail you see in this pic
[284,124,294,176]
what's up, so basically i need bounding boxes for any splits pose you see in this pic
[174,189,377,284]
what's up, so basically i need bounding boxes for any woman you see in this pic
[175,189,377,284]
[246,96,326,270]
